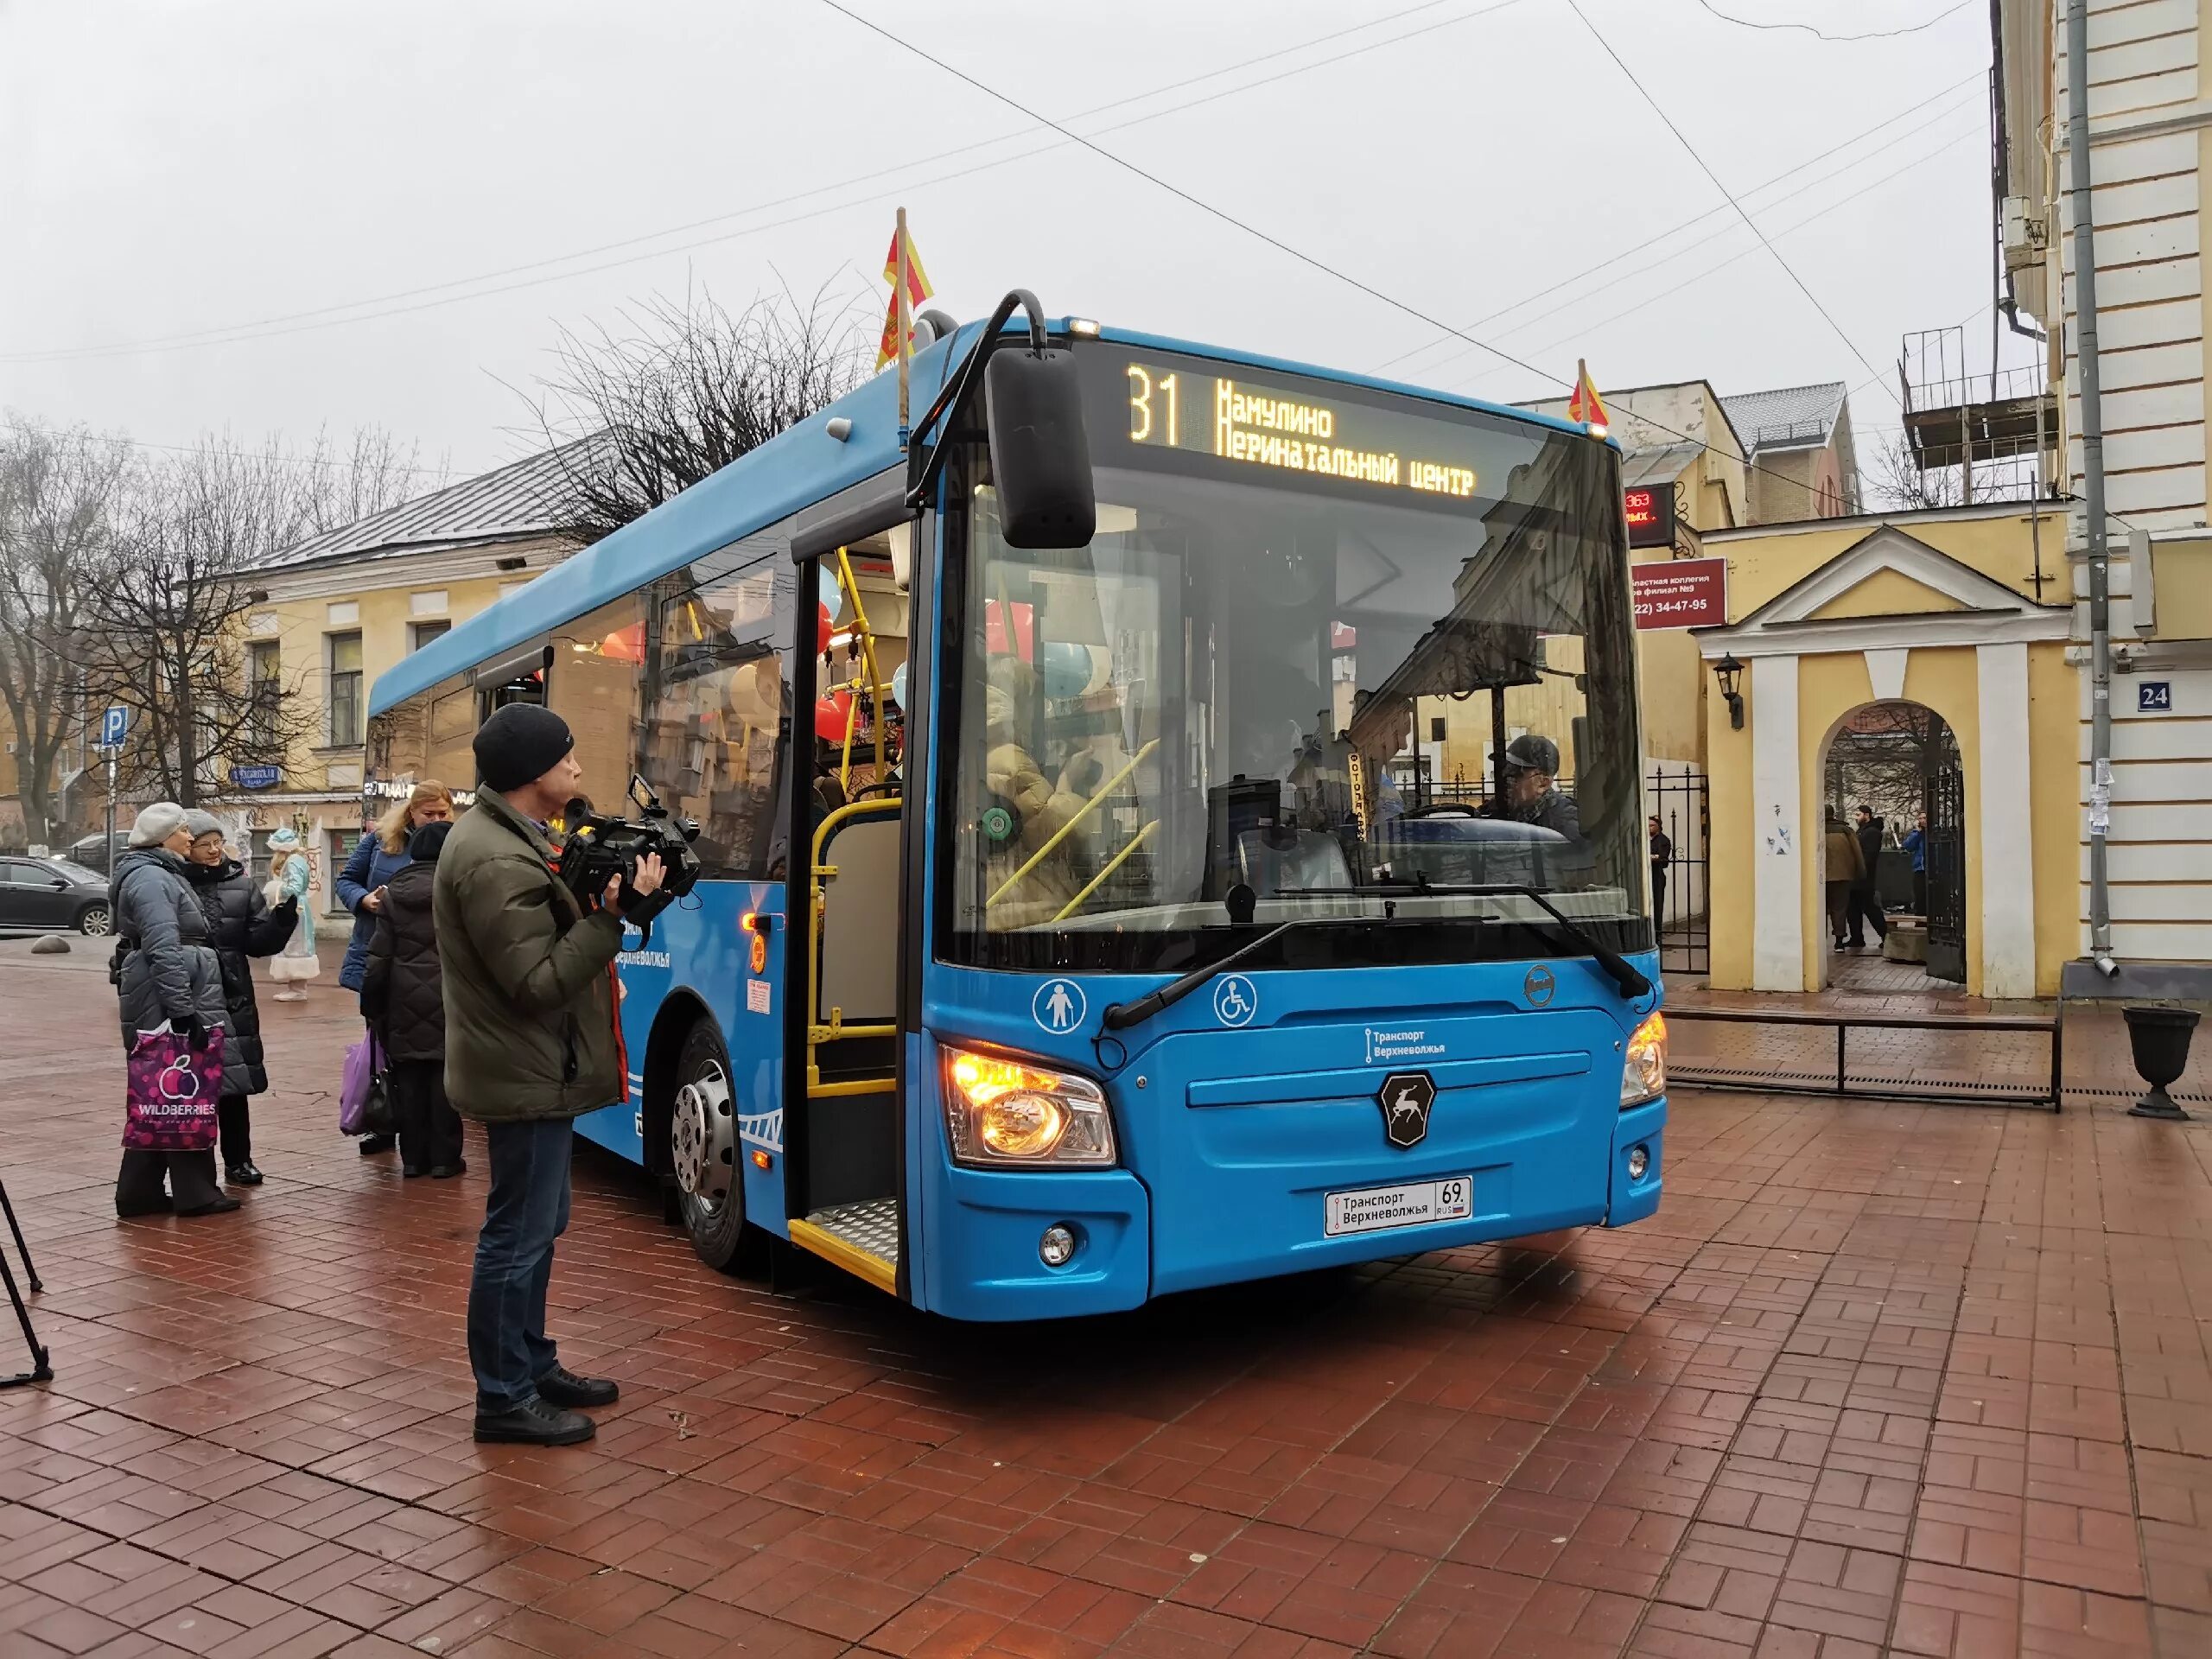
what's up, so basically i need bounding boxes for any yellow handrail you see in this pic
[987,738,1160,910]
[1052,819,1157,922]
[831,546,895,800]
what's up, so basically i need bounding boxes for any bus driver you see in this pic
[1486,733,1580,840]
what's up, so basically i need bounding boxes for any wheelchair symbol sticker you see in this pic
[1033,978,1086,1034]
[1213,975,1258,1027]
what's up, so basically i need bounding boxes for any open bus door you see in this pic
[787,539,911,1292]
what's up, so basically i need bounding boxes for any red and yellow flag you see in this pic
[877,220,936,370]
[1567,359,1609,432]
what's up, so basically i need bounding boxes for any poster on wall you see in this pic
[1632,556,1727,630]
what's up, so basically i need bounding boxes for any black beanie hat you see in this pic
[473,703,575,793]
[407,819,454,862]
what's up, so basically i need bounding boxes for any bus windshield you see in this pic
[941,347,1648,976]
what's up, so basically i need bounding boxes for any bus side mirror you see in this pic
[985,346,1095,549]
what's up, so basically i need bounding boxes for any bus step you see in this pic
[788,1198,899,1294]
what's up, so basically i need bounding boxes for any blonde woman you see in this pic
[264,828,318,1001]
[336,781,454,1153]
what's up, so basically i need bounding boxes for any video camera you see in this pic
[557,775,703,944]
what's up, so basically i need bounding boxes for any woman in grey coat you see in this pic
[111,803,239,1217]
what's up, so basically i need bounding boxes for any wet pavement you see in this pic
[1,939,2209,1657]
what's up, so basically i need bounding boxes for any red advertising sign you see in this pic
[1632,556,1727,630]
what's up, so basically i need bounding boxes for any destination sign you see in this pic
[1120,360,1503,504]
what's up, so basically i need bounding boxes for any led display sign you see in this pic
[1624,484,1675,550]
[1120,362,1499,502]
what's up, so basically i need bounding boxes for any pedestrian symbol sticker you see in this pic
[1033,978,1086,1034]
[1212,975,1258,1027]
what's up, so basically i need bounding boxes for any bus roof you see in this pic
[370,320,1600,719]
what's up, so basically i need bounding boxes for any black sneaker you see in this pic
[359,1135,396,1156]
[402,1164,426,1179]
[535,1364,620,1409]
[176,1194,243,1217]
[429,1163,465,1179]
[474,1396,595,1446]
[226,1162,264,1186]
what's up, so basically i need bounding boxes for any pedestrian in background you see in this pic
[181,811,296,1187]
[1904,810,1929,917]
[362,818,465,1179]
[1648,813,1672,933]
[1845,804,1889,950]
[264,829,318,1001]
[1822,806,1863,950]
[338,780,454,1154]
[437,704,663,1446]
[111,804,238,1218]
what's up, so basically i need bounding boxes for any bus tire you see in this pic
[671,1020,747,1274]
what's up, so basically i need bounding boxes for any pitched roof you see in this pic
[1722,383,1847,451]
[248,439,601,573]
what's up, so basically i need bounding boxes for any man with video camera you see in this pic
[437,703,665,1446]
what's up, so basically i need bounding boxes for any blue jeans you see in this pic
[467,1117,573,1412]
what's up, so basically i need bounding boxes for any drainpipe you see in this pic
[2067,0,2119,977]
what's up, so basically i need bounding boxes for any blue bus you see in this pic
[366,294,1667,1320]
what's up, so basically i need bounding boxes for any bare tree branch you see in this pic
[0,418,130,846]
[523,280,873,542]
[1865,431,1964,512]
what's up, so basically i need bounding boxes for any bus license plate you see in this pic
[1325,1175,1472,1237]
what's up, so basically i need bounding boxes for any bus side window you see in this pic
[639,551,794,880]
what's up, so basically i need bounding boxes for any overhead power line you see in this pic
[0,0,1527,365]
[1694,0,1974,44]
[1378,77,1985,382]
[810,1,1925,512]
[1565,0,1900,406]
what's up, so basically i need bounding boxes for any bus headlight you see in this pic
[941,1046,1116,1168]
[1621,1010,1668,1106]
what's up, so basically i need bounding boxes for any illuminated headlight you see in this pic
[941,1046,1116,1168]
[1621,1010,1668,1106]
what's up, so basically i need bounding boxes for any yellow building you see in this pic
[1682,503,2075,997]
[227,448,584,912]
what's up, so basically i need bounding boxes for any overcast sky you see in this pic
[3,0,2008,490]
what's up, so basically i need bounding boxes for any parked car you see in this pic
[0,855,111,936]
[66,831,127,875]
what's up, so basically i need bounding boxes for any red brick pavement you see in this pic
[2,939,2209,1657]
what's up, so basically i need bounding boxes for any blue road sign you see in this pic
[229,765,282,790]
[99,705,128,747]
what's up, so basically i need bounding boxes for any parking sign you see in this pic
[99,705,128,748]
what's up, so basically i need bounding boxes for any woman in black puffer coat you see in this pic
[181,811,298,1187]
[110,804,238,1218]
[361,819,465,1178]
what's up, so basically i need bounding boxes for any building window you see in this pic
[247,640,282,749]
[410,619,450,652]
[1430,715,1447,742]
[327,632,364,747]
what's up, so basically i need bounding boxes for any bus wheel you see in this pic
[670,1021,747,1273]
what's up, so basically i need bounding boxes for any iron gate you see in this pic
[1649,765,1709,977]
[1924,727,1966,983]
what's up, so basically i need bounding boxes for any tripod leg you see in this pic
[0,1243,52,1388]
[0,1179,39,1293]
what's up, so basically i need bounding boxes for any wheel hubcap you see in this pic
[671,1058,734,1202]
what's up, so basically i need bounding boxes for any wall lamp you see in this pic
[1712,652,1745,730]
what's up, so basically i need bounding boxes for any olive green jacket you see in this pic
[434,787,627,1122]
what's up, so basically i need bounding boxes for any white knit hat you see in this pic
[128,802,189,848]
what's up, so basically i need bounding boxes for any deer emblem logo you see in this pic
[1376,1071,1434,1149]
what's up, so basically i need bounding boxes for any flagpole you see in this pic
[896,207,911,450]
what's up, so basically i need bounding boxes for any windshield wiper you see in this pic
[1098,915,1408,1032]
[1294,882,1652,1000]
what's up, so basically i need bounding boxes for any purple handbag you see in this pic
[124,1025,222,1152]
[340,1029,391,1136]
